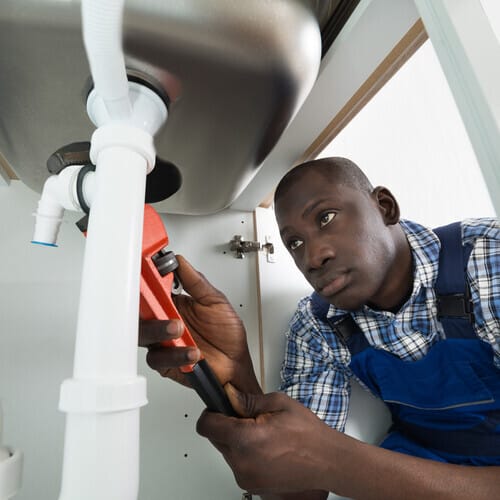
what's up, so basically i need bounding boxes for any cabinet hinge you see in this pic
[229,234,275,262]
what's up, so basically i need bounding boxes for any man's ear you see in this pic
[372,186,400,225]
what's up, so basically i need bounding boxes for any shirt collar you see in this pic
[400,219,440,290]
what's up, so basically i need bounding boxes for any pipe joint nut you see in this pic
[59,376,148,414]
[90,125,156,173]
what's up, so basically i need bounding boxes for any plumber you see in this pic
[140,157,500,500]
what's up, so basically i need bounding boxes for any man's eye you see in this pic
[320,212,336,228]
[288,239,303,251]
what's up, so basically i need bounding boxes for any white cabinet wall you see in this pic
[0,181,260,500]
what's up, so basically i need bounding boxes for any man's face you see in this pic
[275,171,397,311]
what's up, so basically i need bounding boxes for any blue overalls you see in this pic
[311,222,500,465]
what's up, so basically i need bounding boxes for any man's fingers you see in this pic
[138,319,183,347]
[196,409,241,444]
[225,384,288,418]
[146,344,201,371]
[225,383,253,417]
[197,390,289,445]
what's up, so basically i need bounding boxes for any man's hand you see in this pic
[198,387,500,500]
[196,385,331,496]
[139,255,261,393]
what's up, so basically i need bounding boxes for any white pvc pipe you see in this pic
[82,0,131,120]
[56,2,167,498]
[58,145,150,500]
[0,449,23,500]
[0,403,23,500]
[59,412,140,500]
[32,166,95,246]
[32,78,166,247]
[73,148,147,379]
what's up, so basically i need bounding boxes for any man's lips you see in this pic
[317,273,348,297]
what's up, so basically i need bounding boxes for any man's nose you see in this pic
[305,237,335,271]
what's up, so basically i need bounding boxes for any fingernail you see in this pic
[224,383,241,401]
[166,320,182,335]
[186,348,200,362]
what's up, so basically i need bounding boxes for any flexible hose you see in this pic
[81,0,131,119]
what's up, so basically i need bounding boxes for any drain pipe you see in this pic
[0,403,23,500]
[44,1,168,499]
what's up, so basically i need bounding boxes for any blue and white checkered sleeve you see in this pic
[279,296,351,431]
[465,218,500,368]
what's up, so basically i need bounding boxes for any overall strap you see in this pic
[433,222,476,339]
[310,292,370,354]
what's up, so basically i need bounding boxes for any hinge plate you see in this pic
[229,234,275,262]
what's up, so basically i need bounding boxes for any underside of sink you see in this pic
[0,1,351,214]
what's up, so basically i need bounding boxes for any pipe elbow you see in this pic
[32,166,94,247]
[31,176,66,247]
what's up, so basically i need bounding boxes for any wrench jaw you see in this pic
[140,204,236,416]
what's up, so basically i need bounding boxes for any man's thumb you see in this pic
[225,383,283,418]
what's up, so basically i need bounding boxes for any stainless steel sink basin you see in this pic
[0,1,326,214]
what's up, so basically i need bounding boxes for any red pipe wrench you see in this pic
[140,204,235,416]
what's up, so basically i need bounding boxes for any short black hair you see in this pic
[274,157,373,204]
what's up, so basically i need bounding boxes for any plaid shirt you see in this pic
[280,218,500,431]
